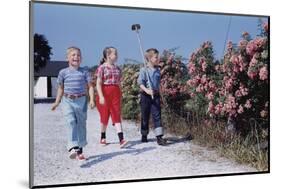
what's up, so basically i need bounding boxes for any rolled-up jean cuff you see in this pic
[67,141,87,151]
[67,142,79,151]
[154,127,163,137]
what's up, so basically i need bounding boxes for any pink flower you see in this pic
[203,41,211,49]
[238,39,248,49]
[247,70,257,80]
[196,84,204,93]
[239,85,249,96]
[259,66,268,80]
[206,92,214,100]
[227,41,233,51]
[215,102,224,115]
[260,110,268,118]
[188,62,196,75]
[201,74,208,84]
[215,65,220,71]
[208,80,216,91]
[235,90,242,97]
[249,57,258,67]
[202,61,207,72]
[254,37,267,48]
[208,101,215,113]
[246,41,258,57]
[244,99,252,109]
[167,54,174,64]
[190,92,196,98]
[195,75,201,84]
[238,105,244,114]
[230,55,239,65]
[186,79,198,87]
[225,78,234,90]
[190,53,196,62]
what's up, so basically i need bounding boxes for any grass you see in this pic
[162,109,269,171]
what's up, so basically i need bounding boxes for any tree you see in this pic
[34,33,52,72]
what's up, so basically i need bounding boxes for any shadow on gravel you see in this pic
[164,135,193,146]
[80,146,156,168]
[123,135,192,148]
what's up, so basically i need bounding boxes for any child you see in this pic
[96,46,128,148]
[137,48,167,145]
[51,46,95,161]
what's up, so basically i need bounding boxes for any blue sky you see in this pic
[33,2,268,67]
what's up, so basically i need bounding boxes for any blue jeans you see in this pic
[140,93,163,137]
[62,96,88,151]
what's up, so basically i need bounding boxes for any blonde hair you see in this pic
[66,46,81,57]
[145,48,159,62]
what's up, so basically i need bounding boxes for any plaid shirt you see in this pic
[96,64,122,85]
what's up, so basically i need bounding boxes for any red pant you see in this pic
[96,85,121,125]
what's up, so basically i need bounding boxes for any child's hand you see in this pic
[51,102,59,111]
[89,100,95,109]
[145,89,153,96]
[99,96,105,105]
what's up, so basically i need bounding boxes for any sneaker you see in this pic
[69,148,77,159]
[141,135,148,143]
[76,153,86,161]
[100,138,107,146]
[157,137,167,146]
[120,139,129,148]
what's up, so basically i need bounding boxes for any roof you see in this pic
[34,61,68,77]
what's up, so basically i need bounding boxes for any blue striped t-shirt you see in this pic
[57,67,92,95]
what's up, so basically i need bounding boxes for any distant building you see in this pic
[34,61,68,99]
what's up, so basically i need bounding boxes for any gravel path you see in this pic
[33,103,257,186]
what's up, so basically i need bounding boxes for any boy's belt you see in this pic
[64,93,86,99]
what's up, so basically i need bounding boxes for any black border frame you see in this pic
[29,1,270,188]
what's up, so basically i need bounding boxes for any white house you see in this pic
[34,61,68,101]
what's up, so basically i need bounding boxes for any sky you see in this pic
[33,2,268,67]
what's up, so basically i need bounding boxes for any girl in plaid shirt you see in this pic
[96,47,128,148]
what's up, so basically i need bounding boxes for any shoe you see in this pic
[141,135,148,143]
[120,139,129,148]
[100,138,107,146]
[157,137,167,146]
[69,148,77,159]
[76,153,86,161]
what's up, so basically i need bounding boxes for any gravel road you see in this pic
[33,103,257,186]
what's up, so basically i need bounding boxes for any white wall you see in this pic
[34,77,47,98]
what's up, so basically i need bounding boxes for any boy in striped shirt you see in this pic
[51,46,95,161]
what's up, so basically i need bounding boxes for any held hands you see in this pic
[89,100,95,109]
[51,102,60,111]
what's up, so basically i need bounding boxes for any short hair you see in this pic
[66,46,81,57]
[145,48,159,62]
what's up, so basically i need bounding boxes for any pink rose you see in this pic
[260,110,268,118]
[259,66,268,80]
[206,92,214,100]
[244,99,252,109]
[238,105,244,114]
